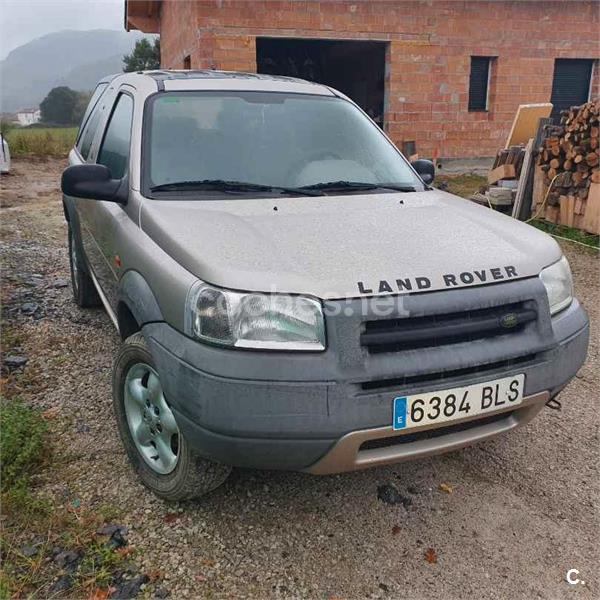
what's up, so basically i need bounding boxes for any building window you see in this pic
[468,56,493,112]
[550,59,594,121]
[183,55,191,70]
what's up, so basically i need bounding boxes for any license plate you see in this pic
[392,374,524,431]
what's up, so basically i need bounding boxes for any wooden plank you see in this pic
[488,164,516,185]
[505,103,553,148]
[531,165,548,214]
[522,117,552,220]
[559,195,569,225]
[558,195,576,227]
[582,182,600,234]
[512,138,534,219]
[566,195,576,227]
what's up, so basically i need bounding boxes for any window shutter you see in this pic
[468,57,490,112]
[550,59,593,121]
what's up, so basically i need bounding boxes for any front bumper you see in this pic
[305,391,549,474]
[144,281,589,473]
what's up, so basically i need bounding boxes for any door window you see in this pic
[98,93,134,179]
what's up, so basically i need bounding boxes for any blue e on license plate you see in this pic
[393,374,524,430]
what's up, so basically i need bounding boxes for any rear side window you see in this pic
[98,94,134,179]
[77,106,104,160]
[76,83,109,159]
[76,82,108,144]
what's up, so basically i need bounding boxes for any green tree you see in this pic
[39,86,79,125]
[123,38,160,72]
[73,90,92,125]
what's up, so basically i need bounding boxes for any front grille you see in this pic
[359,410,514,451]
[361,302,537,354]
[359,353,539,392]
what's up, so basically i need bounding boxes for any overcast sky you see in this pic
[0,0,126,59]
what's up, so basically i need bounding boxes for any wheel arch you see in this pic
[62,199,70,222]
[117,270,164,340]
[63,194,77,224]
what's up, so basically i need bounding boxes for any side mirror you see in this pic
[61,164,128,204]
[411,159,435,185]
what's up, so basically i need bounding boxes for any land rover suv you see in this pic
[61,71,589,500]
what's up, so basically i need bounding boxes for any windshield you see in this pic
[145,91,424,194]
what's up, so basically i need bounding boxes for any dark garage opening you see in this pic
[256,37,387,128]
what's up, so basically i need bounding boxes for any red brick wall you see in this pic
[158,0,600,158]
[159,0,199,69]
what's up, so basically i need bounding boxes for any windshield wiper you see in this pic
[150,179,324,196]
[299,180,418,193]
[378,183,420,192]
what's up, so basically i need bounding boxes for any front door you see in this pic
[77,91,134,308]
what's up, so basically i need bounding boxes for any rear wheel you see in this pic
[68,226,100,308]
[113,332,231,501]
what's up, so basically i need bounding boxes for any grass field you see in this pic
[5,127,77,157]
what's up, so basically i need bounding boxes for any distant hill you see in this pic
[0,29,152,112]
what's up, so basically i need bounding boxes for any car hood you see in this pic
[140,190,561,299]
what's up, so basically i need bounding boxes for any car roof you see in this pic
[109,69,336,97]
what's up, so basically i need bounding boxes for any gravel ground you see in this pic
[1,157,598,599]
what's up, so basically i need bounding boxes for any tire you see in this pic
[68,226,101,308]
[113,332,231,501]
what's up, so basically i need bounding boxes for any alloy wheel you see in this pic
[123,362,180,474]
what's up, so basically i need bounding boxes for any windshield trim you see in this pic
[140,90,424,200]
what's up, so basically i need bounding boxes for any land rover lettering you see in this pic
[356,266,520,295]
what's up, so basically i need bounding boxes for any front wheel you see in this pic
[112,332,231,501]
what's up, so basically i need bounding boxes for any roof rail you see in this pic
[140,69,320,91]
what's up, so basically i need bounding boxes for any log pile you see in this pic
[537,100,600,205]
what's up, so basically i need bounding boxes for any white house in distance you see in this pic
[16,108,41,126]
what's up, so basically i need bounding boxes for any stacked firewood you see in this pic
[537,100,600,204]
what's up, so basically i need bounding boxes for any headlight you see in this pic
[185,281,326,351]
[539,256,573,315]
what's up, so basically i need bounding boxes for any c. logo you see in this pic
[566,569,584,585]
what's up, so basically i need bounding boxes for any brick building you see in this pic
[125,0,600,158]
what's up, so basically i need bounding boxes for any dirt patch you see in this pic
[1,158,599,599]
[0,156,66,209]
[435,173,487,199]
